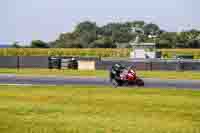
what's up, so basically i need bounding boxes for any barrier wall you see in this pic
[0,56,200,71]
[0,56,18,68]
[78,61,95,70]
[19,56,49,68]
[95,59,200,71]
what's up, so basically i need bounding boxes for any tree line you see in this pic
[12,21,200,48]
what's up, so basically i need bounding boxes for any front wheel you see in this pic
[111,79,119,88]
[136,78,144,87]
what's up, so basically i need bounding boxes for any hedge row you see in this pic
[0,48,200,59]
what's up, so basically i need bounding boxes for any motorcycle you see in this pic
[110,64,144,87]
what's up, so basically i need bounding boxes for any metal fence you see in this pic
[96,59,200,71]
[0,56,200,71]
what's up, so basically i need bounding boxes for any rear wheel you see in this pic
[136,78,144,87]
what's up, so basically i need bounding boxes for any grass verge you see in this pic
[0,68,108,78]
[137,71,200,80]
[0,85,199,133]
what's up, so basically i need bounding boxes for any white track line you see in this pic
[0,84,34,86]
[0,84,58,87]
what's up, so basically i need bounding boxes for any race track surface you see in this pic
[0,74,199,89]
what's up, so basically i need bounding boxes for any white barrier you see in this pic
[78,61,95,70]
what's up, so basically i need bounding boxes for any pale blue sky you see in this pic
[0,0,199,44]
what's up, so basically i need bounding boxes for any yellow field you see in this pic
[0,48,131,57]
[160,49,200,59]
[0,48,200,58]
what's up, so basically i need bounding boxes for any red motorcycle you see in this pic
[110,64,144,87]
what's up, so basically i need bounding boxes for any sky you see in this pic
[0,0,199,44]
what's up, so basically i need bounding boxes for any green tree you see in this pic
[78,31,97,48]
[157,32,177,48]
[50,20,200,49]
[157,39,171,48]
[11,42,21,48]
[51,33,82,48]
[99,23,134,43]
[126,21,145,28]
[75,21,98,33]
[30,40,49,48]
[89,37,115,48]
[74,21,98,48]
[143,23,160,35]
[176,29,200,48]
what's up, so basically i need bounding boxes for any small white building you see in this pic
[130,42,156,59]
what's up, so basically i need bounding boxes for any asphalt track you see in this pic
[0,74,200,89]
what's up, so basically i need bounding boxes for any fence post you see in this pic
[17,56,20,71]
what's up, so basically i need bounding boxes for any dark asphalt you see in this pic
[0,74,199,89]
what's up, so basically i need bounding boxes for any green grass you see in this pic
[0,85,199,133]
[137,71,200,80]
[1,68,200,80]
[0,68,108,78]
